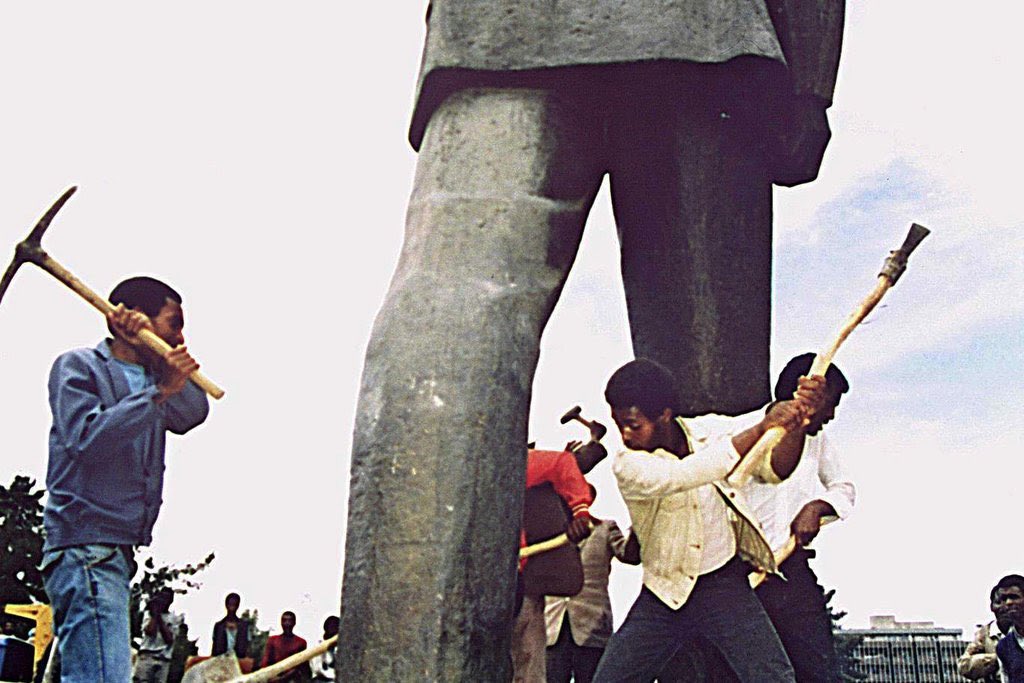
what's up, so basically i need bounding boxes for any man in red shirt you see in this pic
[514,444,597,681]
[260,611,309,682]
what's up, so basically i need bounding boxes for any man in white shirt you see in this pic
[592,358,826,682]
[959,582,1013,681]
[133,588,182,683]
[743,354,854,683]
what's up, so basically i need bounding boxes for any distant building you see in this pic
[841,615,968,682]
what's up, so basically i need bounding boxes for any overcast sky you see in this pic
[1,2,1021,654]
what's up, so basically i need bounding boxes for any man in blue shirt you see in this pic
[40,276,210,682]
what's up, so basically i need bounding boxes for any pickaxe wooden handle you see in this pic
[726,224,929,487]
[228,634,338,683]
[0,187,224,399]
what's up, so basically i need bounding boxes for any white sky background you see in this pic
[1,1,1021,652]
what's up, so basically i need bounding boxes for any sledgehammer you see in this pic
[559,405,607,440]
[0,187,225,399]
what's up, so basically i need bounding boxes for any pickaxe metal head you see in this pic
[879,222,930,285]
[0,186,78,306]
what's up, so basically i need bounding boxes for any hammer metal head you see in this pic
[559,405,582,424]
[0,186,78,305]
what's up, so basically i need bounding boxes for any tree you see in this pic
[242,609,269,667]
[0,475,46,606]
[827,588,869,682]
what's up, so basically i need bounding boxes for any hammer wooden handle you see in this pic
[520,533,570,560]
[519,519,598,560]
[38,252,225,400]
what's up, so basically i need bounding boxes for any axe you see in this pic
[727,223,929,487]
[559,405,607,441]
[0,187,225,399]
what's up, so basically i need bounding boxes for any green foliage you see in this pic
[0,475,46,606]
[129,552,215,639]
[827,588,869,682]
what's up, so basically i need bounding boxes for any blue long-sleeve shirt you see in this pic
[43,339,209,550]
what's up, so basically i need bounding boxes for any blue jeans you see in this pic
[42,544,136,682]
[593,558,794,682]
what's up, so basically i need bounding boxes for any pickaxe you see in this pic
[726,223,930,487]
[0,187,224,399]
[559,405,607,441]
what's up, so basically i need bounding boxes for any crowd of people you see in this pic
[129,589,338,682]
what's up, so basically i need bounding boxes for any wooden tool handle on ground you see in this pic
[38,253,225,399]
[232,635,338,683]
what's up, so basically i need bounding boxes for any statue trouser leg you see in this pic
[608,67,774,415]
[339,87,604,681]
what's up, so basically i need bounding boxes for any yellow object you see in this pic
[4,603,53,670]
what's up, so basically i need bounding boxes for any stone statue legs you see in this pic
[341,64,776,680]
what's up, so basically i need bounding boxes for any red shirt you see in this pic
[525,449,592,518]
[520,449,594,569]
[261,633,308,681]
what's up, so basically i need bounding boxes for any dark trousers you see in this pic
[755,549,839,683]
[546,617,604,683]
[592,558,794,682]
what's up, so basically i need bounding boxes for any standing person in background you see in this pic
[310,616,339,682]
[133,588,182,683]
[41,276,210,682]
[995,575,1024,683]
[212,592,250,658]
[261,611,309,682]
[959,582,1013,681]
[515,446,595,682]
[544,486,640,683]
